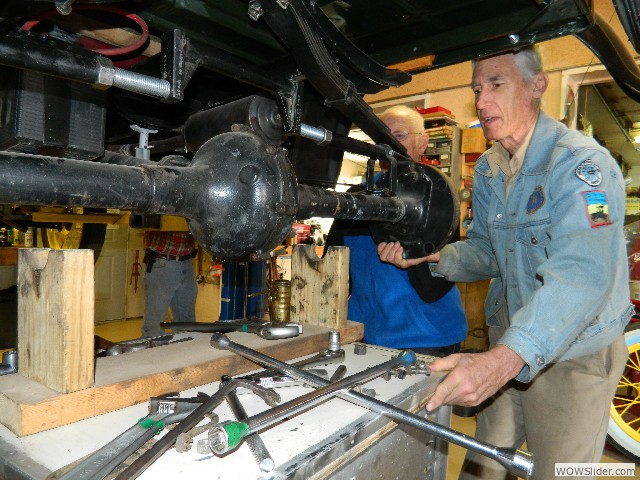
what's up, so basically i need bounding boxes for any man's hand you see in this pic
[426,345,526,411]
[377,241,439,268]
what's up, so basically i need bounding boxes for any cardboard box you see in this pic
[461,128,487,153]
[631,280,640,301]
[626,197,640,216]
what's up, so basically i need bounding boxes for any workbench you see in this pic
[0,340,450,480]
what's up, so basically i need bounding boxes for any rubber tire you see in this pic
[39,223,106,263]
[607,321,640,462]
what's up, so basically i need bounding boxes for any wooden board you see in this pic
[17,249,94,394]
[0,321,363,437]
[456,280,490,351]
[0,247,18,266]
[290,245,349,329]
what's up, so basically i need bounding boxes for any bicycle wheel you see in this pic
[607,322,640,462]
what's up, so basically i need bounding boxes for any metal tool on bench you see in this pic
[210,333,535,479]
[114,378,280,480]
[0,349,17,376]
[242,368,329,389]
[160,320,300,340]
[56,393,209,480]
[240,329,345,385]
[206,350,417,456]
[95,334,194,357]
[221,375,276,472]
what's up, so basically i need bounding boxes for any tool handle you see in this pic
[160,322,239,333]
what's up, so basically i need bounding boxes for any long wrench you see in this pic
[114,379,280,480]
[160,321,300,340]
[210,333,534,479]
[221,375,275,472]
[207,350,416,456]
[57,394,207,480]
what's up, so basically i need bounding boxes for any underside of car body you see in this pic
[0,0,639,261]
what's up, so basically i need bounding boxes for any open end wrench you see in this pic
[210,333,534,479]
[56,393,208,480]
[239,337,346,383]
[114,379,279,480]
[160,322,300,340]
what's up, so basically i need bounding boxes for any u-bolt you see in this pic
[210,333,534,479]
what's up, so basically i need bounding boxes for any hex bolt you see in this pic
[196,438,211,454]
[175,414,218,453]
[328,330,340,352]
[248,1,263,21]
[353,343,367,355]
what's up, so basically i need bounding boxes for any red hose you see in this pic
[21,4,149,57]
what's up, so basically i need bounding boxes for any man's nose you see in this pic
[475,92,488,110]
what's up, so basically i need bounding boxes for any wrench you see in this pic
[221,375,275,472]
[207,350,416,455]
[241,368,329,389]
[114,378,280,480]
[160,321,300,340]
[238,333,346,383]
[210,333,535,479]
[56,393,208,480]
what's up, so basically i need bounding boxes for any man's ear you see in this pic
[418,133,429,155]
[532,72,549,98]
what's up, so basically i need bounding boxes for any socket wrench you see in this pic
[210,333,534,479]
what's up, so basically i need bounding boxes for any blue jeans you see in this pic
[142,258,197,337]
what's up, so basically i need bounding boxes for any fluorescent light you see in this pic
[634,135,640,143]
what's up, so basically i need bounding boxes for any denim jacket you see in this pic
[434,112,633,382]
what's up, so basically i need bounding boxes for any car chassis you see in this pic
[0,0,638,261]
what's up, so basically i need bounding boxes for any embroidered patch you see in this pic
[582,190,611,228]
[575,159,602,186]
[526,186,545,215]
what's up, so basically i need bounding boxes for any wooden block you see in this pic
[457,280,490,351]
[0,247,18,266]
[460,128,487,153]
[0,322,364,436]
[290,245,349,329]
[17,249,94,394]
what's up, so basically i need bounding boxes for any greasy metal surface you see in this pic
[21,0,590,71]
[370,163,460,257]
[6,0,637,263]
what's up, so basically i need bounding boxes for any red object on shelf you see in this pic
[415,106,452,116]
[420,158,440,166]
[465,152,482,164]
[292,223,311,243]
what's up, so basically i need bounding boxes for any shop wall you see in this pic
[365,0,633,126]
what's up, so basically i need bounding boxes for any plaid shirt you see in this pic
[144,231,195,256]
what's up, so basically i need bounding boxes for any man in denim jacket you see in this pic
[378,46,631,479]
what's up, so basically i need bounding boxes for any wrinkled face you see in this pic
[381,115,426,162]
[472,54,542,152]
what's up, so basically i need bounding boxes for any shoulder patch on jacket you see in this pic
[581,190,611,228]
[575,159,602,186]
[526,185,545,215]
